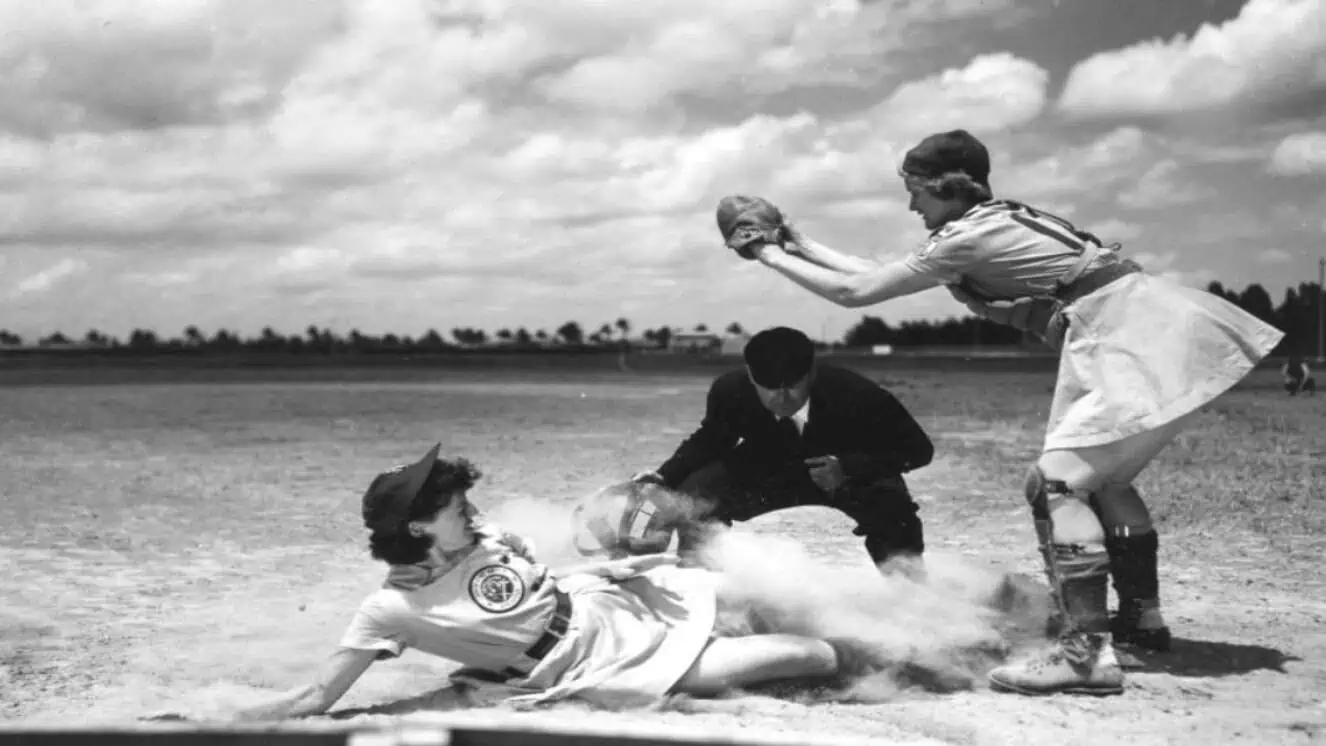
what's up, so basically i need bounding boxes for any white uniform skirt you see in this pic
[1046,272,1284,451]
[450,565,718,707]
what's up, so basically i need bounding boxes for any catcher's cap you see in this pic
[744,326,815,389]
[361,443,440,532]
[716,194,784,248]
[901,129,990,187]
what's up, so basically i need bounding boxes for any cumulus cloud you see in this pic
[867,53,1050,140]
[1057,0,1326,118]
[1257,248,1294,264]
[531,0,1029,112]
[1116,159,1215,210]
[0,0,1311,341]
[13,258,89,296]
[1130,251,1214,289]
[0,0,346,136]
[1002,126,1153,200]
[1268,131,1326,176]
[1090,219,1144,244]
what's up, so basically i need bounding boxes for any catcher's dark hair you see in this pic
[368,458,483,565]
[913,171,993,204]
[744,326,815,389]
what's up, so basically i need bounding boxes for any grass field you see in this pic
[1,363,1323,746]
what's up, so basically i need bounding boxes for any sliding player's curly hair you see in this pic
[368,458,483,566]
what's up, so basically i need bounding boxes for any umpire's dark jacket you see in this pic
[655,364,934,489]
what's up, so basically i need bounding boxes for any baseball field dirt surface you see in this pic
[2,362,1322,746]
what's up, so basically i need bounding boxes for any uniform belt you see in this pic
[1054,259,1141,305]
[501,588,572,679]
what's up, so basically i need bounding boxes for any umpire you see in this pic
[635,326,935,569]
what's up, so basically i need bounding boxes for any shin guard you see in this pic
[1026,467,1111,639]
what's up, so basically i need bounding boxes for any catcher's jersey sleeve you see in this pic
[903,200,1120,301]
[338,534,561,673]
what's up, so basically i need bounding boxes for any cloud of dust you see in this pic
[695,530,1051,700]
[481,483,1053,701]
[480,496,600,566]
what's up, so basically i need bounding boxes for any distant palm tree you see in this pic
[556,321,584,345]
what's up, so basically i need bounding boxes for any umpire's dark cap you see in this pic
[744,326,815,389]
[362,443,440,532]
[901,129,991,187]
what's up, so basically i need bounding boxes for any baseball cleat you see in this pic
[988,633,1124,696]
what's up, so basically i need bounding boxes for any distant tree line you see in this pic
[1,282,1320,355]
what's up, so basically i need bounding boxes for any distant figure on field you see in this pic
[1283,354,1315,396]
[627,325,935,572]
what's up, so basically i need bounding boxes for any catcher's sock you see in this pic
[1106,531,1165,623]
[1107,531,1171,651]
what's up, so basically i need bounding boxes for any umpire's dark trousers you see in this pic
[673,457,924,568]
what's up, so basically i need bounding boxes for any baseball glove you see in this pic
[716,194,788,260]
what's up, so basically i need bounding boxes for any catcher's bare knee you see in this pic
[1024,464,1104,547]
[1089,482,1154,537]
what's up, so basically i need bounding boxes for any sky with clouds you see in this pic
[1,0,1324,343]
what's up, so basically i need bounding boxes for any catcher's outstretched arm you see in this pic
[785,229,878,274]
[755,247,944,307]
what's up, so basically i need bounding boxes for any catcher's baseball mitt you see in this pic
[716,195,786,260]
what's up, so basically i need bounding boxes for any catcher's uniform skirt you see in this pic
[1046,272,1284,450]
[453,565,718,707]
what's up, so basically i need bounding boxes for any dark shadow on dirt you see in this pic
[329,685,475,719]
[1123,638,1302,678]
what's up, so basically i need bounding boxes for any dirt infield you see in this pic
[1,366,1323,746]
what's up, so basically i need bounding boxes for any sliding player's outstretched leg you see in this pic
[988,465,1123,696]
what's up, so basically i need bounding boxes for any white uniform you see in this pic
[906,200,1285,450]
[339,528,717,707]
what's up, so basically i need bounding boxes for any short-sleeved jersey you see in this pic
[904,200,1122,301]
[339,530,561,674]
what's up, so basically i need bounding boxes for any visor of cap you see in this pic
[362,443,441,530]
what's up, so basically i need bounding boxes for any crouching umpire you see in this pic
[633,326,935,570]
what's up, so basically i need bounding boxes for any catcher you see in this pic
[718,129,1284,696]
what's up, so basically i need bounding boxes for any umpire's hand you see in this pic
[805,456,845,491]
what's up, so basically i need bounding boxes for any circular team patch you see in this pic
[468,564,526,613]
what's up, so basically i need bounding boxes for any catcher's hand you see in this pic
[725,228,773,260]
[716,195,786,261]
